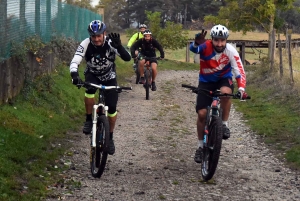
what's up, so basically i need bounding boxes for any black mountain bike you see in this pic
[142,56,160,100]
[77,82,132,178]
[182,84,250,181]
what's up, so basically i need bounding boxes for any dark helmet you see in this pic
[87,20,106,36]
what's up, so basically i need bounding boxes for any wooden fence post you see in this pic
[270,29,275,70]
[278,34,283,78]
[288,34,294,84]
[285,23,289,56]
[241,42,245,65]
[186,41,190,62]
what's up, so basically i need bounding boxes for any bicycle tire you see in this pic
[145,69,150,100]
[135,70,140,84]
[201,115,223,181]
[135,66,140,84]
[90,115,110,178]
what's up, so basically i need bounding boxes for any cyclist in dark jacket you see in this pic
[130,29,164,91]
[69,20,131,155]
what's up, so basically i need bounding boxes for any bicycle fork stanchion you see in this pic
[91,104,108,147]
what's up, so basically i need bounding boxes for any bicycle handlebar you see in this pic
[182,84,251,100]
[76,81,132,91]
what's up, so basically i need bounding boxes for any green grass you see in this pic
[234,65,300,169]
[0,65,85,201]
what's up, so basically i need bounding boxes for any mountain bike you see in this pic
[182,84,250,181]
[141,56,160,100]
[77,81,132,178]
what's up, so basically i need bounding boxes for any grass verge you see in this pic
[0,65,85,201]
[234,65,300,169]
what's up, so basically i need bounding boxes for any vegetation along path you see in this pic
[46,70,300,201]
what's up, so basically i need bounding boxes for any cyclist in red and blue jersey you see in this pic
[189,24,247,163]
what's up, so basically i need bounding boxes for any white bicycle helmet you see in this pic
[87,20,106,36]
[139,24,147,29]
[210,24,229,39]
[143,29,152,35]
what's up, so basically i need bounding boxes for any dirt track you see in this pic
[46,70,300,201]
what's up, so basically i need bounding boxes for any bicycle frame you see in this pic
[203,96,221,148]
[91,99,108,147]
[79,82,132,147]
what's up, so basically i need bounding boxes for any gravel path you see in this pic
[45,70,300,201]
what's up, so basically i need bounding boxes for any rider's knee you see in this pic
[197,109,206,119]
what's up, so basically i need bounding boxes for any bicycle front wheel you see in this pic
[144,69,151,100]
[90,115,110,178]
[201,115,223,181]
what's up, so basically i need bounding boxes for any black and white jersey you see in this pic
[70,36,130,81]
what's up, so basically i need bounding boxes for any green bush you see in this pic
[145,11,188,50]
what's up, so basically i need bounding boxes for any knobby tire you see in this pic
[145,69,150,100]
[90,115,110,178]
[201,115,223,181]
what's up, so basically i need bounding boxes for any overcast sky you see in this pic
[91,0,98,7]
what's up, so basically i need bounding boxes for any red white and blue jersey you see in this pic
[190,40,246,89]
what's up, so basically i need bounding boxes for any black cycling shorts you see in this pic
[138,53,158,64]
[195,78,234,113]
[84,71,118,114]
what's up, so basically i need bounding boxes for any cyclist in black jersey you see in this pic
[130,29,164,91]
[69,20,131,155]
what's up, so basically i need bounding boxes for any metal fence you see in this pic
[0,0,102,60]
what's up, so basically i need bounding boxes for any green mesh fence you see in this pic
[0,0,102,60]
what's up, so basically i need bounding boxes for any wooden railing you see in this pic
[186,38,300,64]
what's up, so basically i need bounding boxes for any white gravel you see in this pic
[45,70,300,201]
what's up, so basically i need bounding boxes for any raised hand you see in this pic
[194,29,207,45]
[108,33,122,48]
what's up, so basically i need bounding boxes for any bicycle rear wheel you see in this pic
[135,62,140,84]
[201,115,223,181]
[90,115,110,178]
[144,69,151,100]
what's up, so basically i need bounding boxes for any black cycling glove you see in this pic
[108,33,122,49]
[194,29,207,46]
[70,71,82,85]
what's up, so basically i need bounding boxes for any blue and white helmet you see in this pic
[87,20,106,36]
[210,24,229,39]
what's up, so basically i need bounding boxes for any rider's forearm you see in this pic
[189,43,200,54]
[117,46,131,61]
[70,55,82,72]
